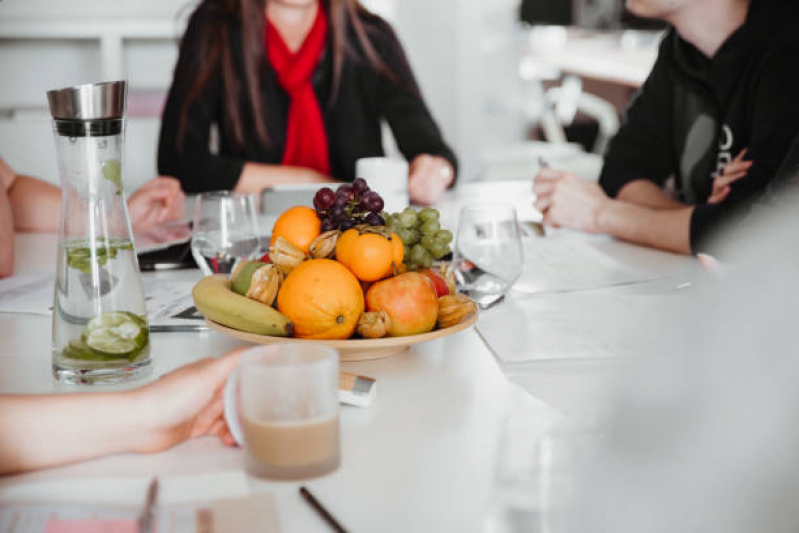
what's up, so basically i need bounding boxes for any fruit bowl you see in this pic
[204,312,478,362]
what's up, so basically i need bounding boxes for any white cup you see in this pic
[355,157,410,212]
[224,344,341,480]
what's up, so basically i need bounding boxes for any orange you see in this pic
[336,229,404,282]
[277,259,365,339]
[270,206,321,255]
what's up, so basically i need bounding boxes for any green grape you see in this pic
[419,253,434,270]
[406,228,421,246]
[421,235,438,251]
[419,208,440,223]
[397,211,418,228]
[435,229,454,244]
[429,242,450,260]
[405,260,418,272]
[421,219,441,235]
[396,229,413,246]
[409,244,427,264]
[385,215,397,231]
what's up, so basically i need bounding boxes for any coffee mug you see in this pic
[355,157,410,212]
[224,344,341,480]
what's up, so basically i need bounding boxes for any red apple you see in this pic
[366,273,439,336]
[419,269,450,298]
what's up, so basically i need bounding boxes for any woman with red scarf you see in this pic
[158,0,457,205]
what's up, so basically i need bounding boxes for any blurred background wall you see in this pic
[0,0,655,191]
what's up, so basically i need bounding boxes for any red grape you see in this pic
[321,217,337,232]
[352,178,369,194]
[365,213,385,226]
[331,204,346,220]
[314,187,336,210]
[361,191,384,213]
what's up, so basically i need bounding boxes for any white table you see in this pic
[0,181,696,531]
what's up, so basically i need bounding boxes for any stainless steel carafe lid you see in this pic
[47,81,127,121]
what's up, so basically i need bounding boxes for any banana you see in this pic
[192,275,293,337]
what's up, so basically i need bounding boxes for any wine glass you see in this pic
[191,191,260,276]
[452,204,523,307]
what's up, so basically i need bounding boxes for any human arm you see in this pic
[0,349,242,475]
[534,169,692,254]
[0,179,13,278]
[6,175,61,233]
[372,18,458,204]
[617,180,686,209]
[233,163,334,195]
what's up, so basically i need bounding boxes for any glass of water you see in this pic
[191,191,260,276]
[452,204,523,305]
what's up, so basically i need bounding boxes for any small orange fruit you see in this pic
[270,206,321,255]
[277,259,364,339]
[336,228,404,282]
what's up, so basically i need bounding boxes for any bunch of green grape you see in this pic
[384,207,454,271]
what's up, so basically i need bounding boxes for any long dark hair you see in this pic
[178,0,394,152]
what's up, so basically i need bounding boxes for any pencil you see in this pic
[299,486,348,533]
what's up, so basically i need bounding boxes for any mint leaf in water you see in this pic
[102,159,122,195]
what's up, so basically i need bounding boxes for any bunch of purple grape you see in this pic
[313,178,386,232]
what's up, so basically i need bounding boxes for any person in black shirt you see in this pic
[158,0,457,205]
[532,0,799,254]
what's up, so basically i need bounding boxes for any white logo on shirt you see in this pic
[715,125,734,176]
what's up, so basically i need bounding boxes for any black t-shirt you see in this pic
[157,4,457,193]
[599,0,799,253]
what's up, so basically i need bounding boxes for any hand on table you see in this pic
[708,149,752,205]
[133,348,245,453]
[409,154,454,206]
[127,177,186,232]
[533,168,609,232]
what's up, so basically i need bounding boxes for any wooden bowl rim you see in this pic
[204,312,478,349]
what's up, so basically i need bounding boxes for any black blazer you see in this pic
[157,4,457,193]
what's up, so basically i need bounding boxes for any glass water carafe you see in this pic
[48,81,150,384]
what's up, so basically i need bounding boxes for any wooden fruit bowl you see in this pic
[205,313,478,362]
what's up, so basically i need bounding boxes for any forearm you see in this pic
[598,200,693,255]
[233,162,335,195]
[8,175,62,233]
[617,180,686,210]
[0,185,14,278]
[0,392,145,475]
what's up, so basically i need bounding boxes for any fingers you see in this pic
[731,148,749,164]
[707,186,731,205]
[408,156,452,206]
[533,194,552,213]
[721,160,752,177]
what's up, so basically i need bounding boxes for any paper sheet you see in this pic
[0,275,204,329]
[0,471,253,533]
[477,290,685,363]
[513,236,657,295]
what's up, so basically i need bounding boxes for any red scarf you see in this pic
[266,5,331,176]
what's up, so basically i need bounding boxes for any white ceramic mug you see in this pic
[355,157,410,212]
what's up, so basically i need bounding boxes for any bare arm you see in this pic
[0,184,14,278]
[534,169,693,255]
[233,162,335,195]
[617,180,687,210]
[597,200,693,254]
[0,351,242,475]
[7,175,61,233]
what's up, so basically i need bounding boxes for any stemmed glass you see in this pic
[191,192,260,276]
[452,204,523,308]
